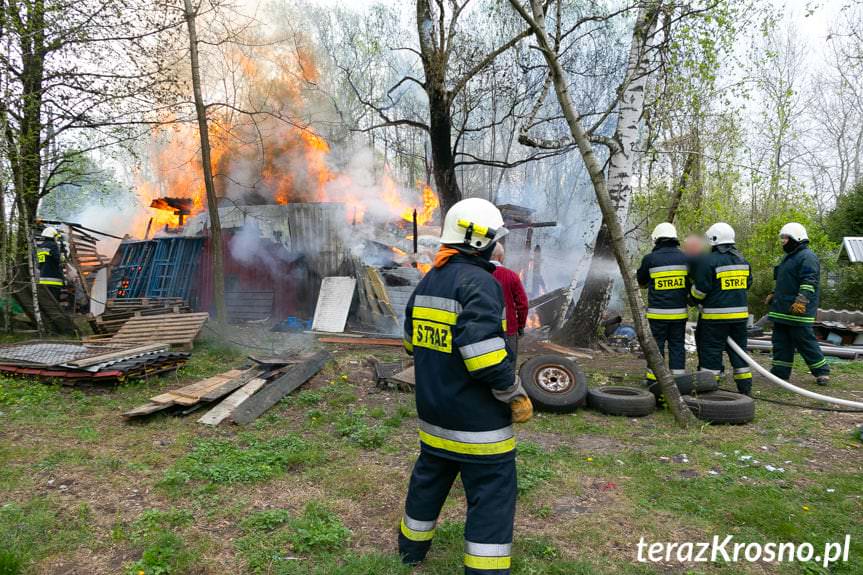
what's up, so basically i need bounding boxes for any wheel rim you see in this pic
[535,365,574,393]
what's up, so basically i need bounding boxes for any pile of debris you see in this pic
[0,342,189,384]
[123,350,330,424]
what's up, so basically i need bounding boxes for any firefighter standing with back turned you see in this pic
[690,222,754,395]
[398,198,533,575]
[35,226,65,301]
[765,222,830,385]
[636,222,690,387]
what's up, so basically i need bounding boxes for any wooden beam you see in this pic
[231,351,330,425]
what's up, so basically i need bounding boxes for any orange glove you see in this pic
[790,294,808,315]
[511,396,533,423]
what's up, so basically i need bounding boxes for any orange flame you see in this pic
[131,44,438,238]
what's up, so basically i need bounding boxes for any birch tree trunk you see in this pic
[510,0,693,427]
[552,3,657,347]
[183,0,226,328]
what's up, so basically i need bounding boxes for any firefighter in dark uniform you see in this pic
[398,197,533,575]
[690,222,754,395]
[636,222,690,388]
[766,222,830,385]
[36,226,65,301]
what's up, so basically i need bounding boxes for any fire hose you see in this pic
[726,337,863,410]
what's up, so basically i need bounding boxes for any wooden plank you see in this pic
[197,378,267,426]
[539,341,593,360]
[231,350,331,425]
[200,368,264,401]
[64,343,167,368]
[318,336,402,346]
[122,401,174,418]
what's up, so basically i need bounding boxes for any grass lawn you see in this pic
[0,336,861,574]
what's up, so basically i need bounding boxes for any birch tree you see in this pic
[509,0,694,426]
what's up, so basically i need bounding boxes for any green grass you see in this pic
[0,343,860,574]
[0,498,92,574]
[159,432,324,493]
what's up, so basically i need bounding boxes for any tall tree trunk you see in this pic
[416,0,462,214]
[512,0,693,427]
[552,1,657,347]
[183,0,226,328]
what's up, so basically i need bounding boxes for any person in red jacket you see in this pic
[491,244,529,362]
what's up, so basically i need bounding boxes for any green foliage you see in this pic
[131,508,194,539]
[827,182,863,241]
[823,265,863,311]
[0,377,62,409]
[160,433,323,490]
[286,502,351,554]
[125,530,194,575]
[334,409,389,448]
[240,509,292,533]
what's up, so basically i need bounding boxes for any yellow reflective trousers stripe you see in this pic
[701,311,748,320]
[418,430,516,456]
[400,519,435,541]
[464,554,512,570]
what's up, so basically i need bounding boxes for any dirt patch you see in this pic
[520,429,626,453]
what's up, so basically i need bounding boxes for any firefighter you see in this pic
[398,197,533,575]
[35,226,65,300]
[690,222,754,395]
[636,223,689,388]
[765,223,830,385]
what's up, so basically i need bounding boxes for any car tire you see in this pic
[518,354,587,412]
[682,390,755,424]
[587,386,655,417]
[648,371,719,398]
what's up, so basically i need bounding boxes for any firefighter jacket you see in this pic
[690,244,751,322]
[403,253,517,464]
[769,242,820,325]
[36,239,64,286]
[636,240,690,320]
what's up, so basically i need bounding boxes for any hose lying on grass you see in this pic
[726,336,863,410]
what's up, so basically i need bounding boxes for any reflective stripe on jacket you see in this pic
[404,253,516,463]
[690,245,751,322]
[636,242,690,320]
[769,243,820,325]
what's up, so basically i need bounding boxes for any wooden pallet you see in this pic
[108,312,210,350]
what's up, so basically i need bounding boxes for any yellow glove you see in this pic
[511,396,533,423]
[764,293,773,306]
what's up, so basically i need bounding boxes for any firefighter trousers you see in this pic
[699,321,752,394]
[398,450,516,574]
[647,319,686,374]
[770,323,829,379]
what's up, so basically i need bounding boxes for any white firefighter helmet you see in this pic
[41,226,60,239]
[651,222,678,241]
[705,222,735,246]
[439,197,508,251]
[779,222,808,242]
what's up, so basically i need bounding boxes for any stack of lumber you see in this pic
[123,350,331,423]
[86,311,209,351]
[90,298,189,335]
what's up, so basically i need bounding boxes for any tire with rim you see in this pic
[587,386,655,417]
[683,390,755,424]
[648,371,719,398]
[518,354,587,412]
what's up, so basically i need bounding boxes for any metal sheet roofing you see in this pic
[839,237,863,264]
